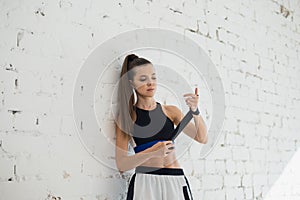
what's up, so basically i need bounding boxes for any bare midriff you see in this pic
[136,105,181,169]
[138,149,181,168]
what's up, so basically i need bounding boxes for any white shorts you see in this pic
[126,166,193,200]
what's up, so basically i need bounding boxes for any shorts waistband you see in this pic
[135,166,184,176]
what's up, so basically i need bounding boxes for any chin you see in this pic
[144,93,155,97]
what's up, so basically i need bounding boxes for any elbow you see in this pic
[197,131,208,144]
[116,158,126,173]
[200,136,208,144]
[116,156,131,173]
[116,164,124,174]
[196,136,207,144]
[116,164,127,174]
[117,165,126,174]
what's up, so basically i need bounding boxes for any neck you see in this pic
[135,97,156,109]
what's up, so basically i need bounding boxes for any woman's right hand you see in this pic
[149,140,175,158]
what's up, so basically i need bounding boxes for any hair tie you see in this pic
[127,54,138,70]
[128,54,138,63]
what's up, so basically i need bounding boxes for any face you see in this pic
[129,64,157,97]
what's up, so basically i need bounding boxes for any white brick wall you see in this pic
[1,0,300,199]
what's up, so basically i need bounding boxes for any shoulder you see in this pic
[161,104,180,113]
[161,104,184,125]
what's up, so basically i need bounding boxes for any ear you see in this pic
[129,80,134,88]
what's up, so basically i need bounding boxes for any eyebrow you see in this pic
[139,73,156,76]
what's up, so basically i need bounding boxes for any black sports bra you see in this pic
[132,102,175,146]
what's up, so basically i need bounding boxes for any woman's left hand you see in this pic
[183,93,199,112]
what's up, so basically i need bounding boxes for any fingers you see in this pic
[168,146,175,150]
[163,141,175,156]
[184,87,199,98]
[186,98,198,103]
[183,93,198,97]
[183,94,199,102]
[166,142,175,149]
[152,141,175,157]
[166,145,175,154]
[185,97,198,107]
[184,92,199,111]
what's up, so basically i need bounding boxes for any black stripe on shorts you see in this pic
[126,173,136,200]
[135,166,184,175]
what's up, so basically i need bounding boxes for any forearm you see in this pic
[193,113,208,143]
[117,148,154,173]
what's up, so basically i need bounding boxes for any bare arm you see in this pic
[170,105,208,144]
[115,123,153,173]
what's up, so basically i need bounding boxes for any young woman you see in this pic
[115,54,208,200]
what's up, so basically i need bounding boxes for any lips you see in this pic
[147,88,155,91]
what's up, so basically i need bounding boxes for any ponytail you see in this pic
[116,54,151,137]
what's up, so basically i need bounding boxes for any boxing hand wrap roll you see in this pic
[133,108,197,153]
[133,140,171,153]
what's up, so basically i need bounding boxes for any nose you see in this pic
[147,80,155,86]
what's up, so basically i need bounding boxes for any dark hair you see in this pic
[116,54,152,137]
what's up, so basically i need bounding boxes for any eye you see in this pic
[152,77,157,80]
